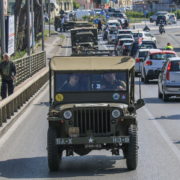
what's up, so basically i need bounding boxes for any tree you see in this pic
[73,0,80,9]
[14,0,42,51]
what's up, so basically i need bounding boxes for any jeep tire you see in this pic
[126,125,138,170]
[48,127,62,171]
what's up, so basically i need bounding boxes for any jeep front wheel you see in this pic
[47,127,62,171]
[126,125,138,170]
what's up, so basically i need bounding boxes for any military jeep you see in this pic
[47,56,144,171]
[71,27,98,55]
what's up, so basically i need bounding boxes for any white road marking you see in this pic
[143,106,180,162]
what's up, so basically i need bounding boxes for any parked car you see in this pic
[141,50,177,83]
[134,48,152,76]
[158,57,180,101]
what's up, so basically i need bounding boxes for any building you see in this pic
[75,0,94,9]
[57,0,73,11]
[144,0,176,12]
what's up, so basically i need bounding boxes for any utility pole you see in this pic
[48,0,51,36]
[41,0,45,51]
[0,0,6,56]
[26,0,31,56]
[31,0,34,53]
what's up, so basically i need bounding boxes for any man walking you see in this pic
[0,53,16,99]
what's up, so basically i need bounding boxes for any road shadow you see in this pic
[34,101,50,107]
[174,141,180,144]
[0,155,129,179]
[151,114,180,121]
[144,97,180,104]
[61,46,72,48]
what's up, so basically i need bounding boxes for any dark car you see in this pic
[156,15,169,25]
[130,41,157,57]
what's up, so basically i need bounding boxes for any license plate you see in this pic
[112,136,129,143]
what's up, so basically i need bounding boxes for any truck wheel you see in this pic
[126,125,138,170]
[48,127,61,171]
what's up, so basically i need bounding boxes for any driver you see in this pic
[101,72,126,90]
[61,74,80,91]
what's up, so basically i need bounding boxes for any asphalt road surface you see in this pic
[0,26,180,180]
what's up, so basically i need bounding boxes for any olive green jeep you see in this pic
[71,27,98,55]
[47,56,144,171]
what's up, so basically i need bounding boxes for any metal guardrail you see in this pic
[0,51,47,127]
[0,68,49,127]
[14,51,46,85]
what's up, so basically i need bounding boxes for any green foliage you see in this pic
[11,50,26,60]
[73,0,80,9]
[173,10,180,19]
[126,11,144,18]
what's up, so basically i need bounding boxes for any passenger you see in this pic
[101,73,126,90]
[165,42,173,50]
[61,74,80,91]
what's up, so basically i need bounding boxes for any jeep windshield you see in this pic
[76,34,94,42]
[55,72,127,92]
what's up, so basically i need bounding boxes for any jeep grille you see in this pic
[73,108,111,136]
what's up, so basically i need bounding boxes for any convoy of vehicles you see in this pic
[49,8,180,173]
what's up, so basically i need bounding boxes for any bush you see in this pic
[174,10,180,19]
[126,11,144,18]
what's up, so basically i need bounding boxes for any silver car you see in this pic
[158,57,180,101]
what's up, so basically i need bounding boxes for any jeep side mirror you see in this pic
[135,99,145,110]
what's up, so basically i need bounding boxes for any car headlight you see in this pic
[112,109,121,118]
[63,110,72,120]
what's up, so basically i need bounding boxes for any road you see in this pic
[0,26,180,180]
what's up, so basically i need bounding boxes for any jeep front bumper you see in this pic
[56,136,130,145]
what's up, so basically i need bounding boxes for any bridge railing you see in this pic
[14,51,46,85]
[0,51,48,127]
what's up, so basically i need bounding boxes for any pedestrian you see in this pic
[165,42,173,50]
[60,16,65,32]
[98,19,102,32]
[0,53,16,99]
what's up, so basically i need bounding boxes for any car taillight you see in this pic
[166,62,171,80]
[167,62,171,71]
[145,60,152,66]
[136,58,140,63]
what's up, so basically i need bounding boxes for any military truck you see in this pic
[54,17,93,31]
[71,27,98,54]
[47,56,145,171]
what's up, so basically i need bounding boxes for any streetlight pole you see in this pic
[0,0,6,56]
[41,0,45,51]
[31,0,34,53]
[48,0,51,36]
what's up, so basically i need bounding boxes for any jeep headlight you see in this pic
[63,110,72,120]
[112,109,121,118]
